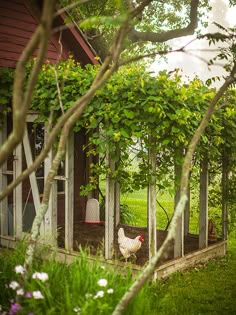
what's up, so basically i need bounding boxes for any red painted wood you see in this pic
[0,59,16,67]
[0,17,38,32]
[0,7,33,21]
[0,34,57,52]
[0,1,29,14]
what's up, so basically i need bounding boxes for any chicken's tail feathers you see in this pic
[118,227,125,243]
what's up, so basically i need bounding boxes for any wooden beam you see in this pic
[184,183,190,236]
[115,144,120,226]
[148,147,157,260]
[65,131,74,252]
[221,147,228,240]
[44,129,57,246]
[174,154,184,258]
[199,155,208,249]
[14,143,22,239]
[0,123,8,240]
[105,148,115,260]
[115,181,120,226]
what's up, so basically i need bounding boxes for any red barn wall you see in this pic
[0,0,69,68]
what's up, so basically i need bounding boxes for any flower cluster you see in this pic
[73,277,114,313]
[1,265,49,315]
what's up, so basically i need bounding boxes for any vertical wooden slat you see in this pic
[184,183,190,236]
[44,130,57,245]
[65,131,74,252]
[115,145,120,226]
[14,143,22,239]
[174,152,184,258]
[105,148,115,260]
[148,147,156,260]
[221,147,228,241]
[0,123,8,240]
[115,181,120,226]
[199,155,208,249]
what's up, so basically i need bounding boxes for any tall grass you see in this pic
[0,238,236,314]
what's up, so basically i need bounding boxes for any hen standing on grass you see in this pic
[118,227,144,262]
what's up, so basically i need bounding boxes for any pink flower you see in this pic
[25,292,32,298]
[9,303,20,314]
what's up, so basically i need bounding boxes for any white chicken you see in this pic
[118,227,144,262]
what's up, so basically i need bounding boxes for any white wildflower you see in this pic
[15,265,26,275]
[16,288,24,296]
[85,293,92,299]
[9,281,20,290]
[107,288,114,294]
[32,290,44,299]
[94,290,104,299]
[73,306,81,313]
[32,272,49,282]
[97,278,107,287]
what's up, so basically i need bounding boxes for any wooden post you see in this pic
[115,181,120,226]
[184,183,190,236]
[174,150,184,258]
[14,143,22,239]
[65,131,74,252]
[199,155,208,249]
[44,129,57,246]
[0,122,8,240]
[105,147,115,260]
[115,144,120,227]
[221,147,228,241]
[148,146,157,260]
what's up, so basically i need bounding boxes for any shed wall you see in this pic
[0,0,69,68]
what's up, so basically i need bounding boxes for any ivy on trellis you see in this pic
[0,59,236,204]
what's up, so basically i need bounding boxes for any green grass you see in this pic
[121,188,175,228]
[0,237,236,314]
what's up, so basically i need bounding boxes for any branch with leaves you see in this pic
[112,62,236,315]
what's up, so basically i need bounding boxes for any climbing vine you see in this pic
[0,59,236,221]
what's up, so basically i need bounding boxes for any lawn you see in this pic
[0,236,235,314]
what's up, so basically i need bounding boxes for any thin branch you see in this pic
[55,0,92,17]
[112,63,236,315]
[24,10,133,268]
[54,31,64,115]
[128,0,199,43]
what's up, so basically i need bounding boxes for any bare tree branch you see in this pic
[128,0,199,43]
[112,63,236,315]
[24,8,135,268]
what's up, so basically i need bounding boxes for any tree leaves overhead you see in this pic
[59,0,210,62]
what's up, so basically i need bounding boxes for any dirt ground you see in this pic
[58,222,217,266]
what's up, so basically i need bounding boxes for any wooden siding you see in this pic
[0,0,80,68]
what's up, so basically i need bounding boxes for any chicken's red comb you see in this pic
[139,234,144,242]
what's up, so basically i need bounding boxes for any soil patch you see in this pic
[58,222,217,266]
